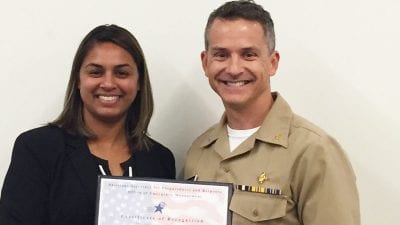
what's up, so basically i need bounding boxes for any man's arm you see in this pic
[291,135,360,225]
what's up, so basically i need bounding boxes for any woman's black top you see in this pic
[0,125,175,225]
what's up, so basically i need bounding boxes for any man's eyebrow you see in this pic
[242,47,257,51]
[209,47,228,53]
[209,46,259,52]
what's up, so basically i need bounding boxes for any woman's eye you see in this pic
[88,69,102,77]
[116,70,129,77]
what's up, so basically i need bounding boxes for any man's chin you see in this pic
[221,98,246,109]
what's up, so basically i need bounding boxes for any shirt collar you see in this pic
[199,92,292,149]
[255,92,292,148]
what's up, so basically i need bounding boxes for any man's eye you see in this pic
[243,52,257,60]
[213,52,227,60]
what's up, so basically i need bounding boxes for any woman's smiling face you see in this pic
[79,42,140,124]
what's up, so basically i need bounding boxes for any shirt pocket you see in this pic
[229,191,287,222]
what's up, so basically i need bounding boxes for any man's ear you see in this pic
[269,51,280,77]
[201,51,208,77]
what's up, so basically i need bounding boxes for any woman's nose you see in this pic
[99,72,116,89]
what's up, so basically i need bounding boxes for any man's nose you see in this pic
[225,55,244,76]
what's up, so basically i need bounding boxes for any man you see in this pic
[184,1,360,224]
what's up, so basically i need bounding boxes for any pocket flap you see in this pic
[229,191,287,222]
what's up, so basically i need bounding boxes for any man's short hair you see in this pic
[204,0,276,52]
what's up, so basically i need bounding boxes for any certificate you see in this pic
[95,176,233,225]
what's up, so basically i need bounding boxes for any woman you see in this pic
[0,24,175,225]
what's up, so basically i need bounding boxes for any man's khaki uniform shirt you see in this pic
[184,93,360,225]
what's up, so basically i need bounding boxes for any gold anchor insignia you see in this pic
[257,172,267,184]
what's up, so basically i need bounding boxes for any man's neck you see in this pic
[225,93,274,129]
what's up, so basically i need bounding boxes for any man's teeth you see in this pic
[99,96,119,101]
[225,81,247,86]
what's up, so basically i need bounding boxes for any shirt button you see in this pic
[223,167,230,173]
[252,209,258,217]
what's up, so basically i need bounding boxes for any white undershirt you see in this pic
[227,125,260,152]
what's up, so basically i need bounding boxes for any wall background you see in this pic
[0,0,399,224]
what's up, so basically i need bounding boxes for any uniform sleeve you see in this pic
[0,134,50,225]
[291,135,360,225]
[183,144,200,180]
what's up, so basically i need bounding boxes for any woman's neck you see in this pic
[85,117,131,176]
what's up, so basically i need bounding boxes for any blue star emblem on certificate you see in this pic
[154,202,166,213]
